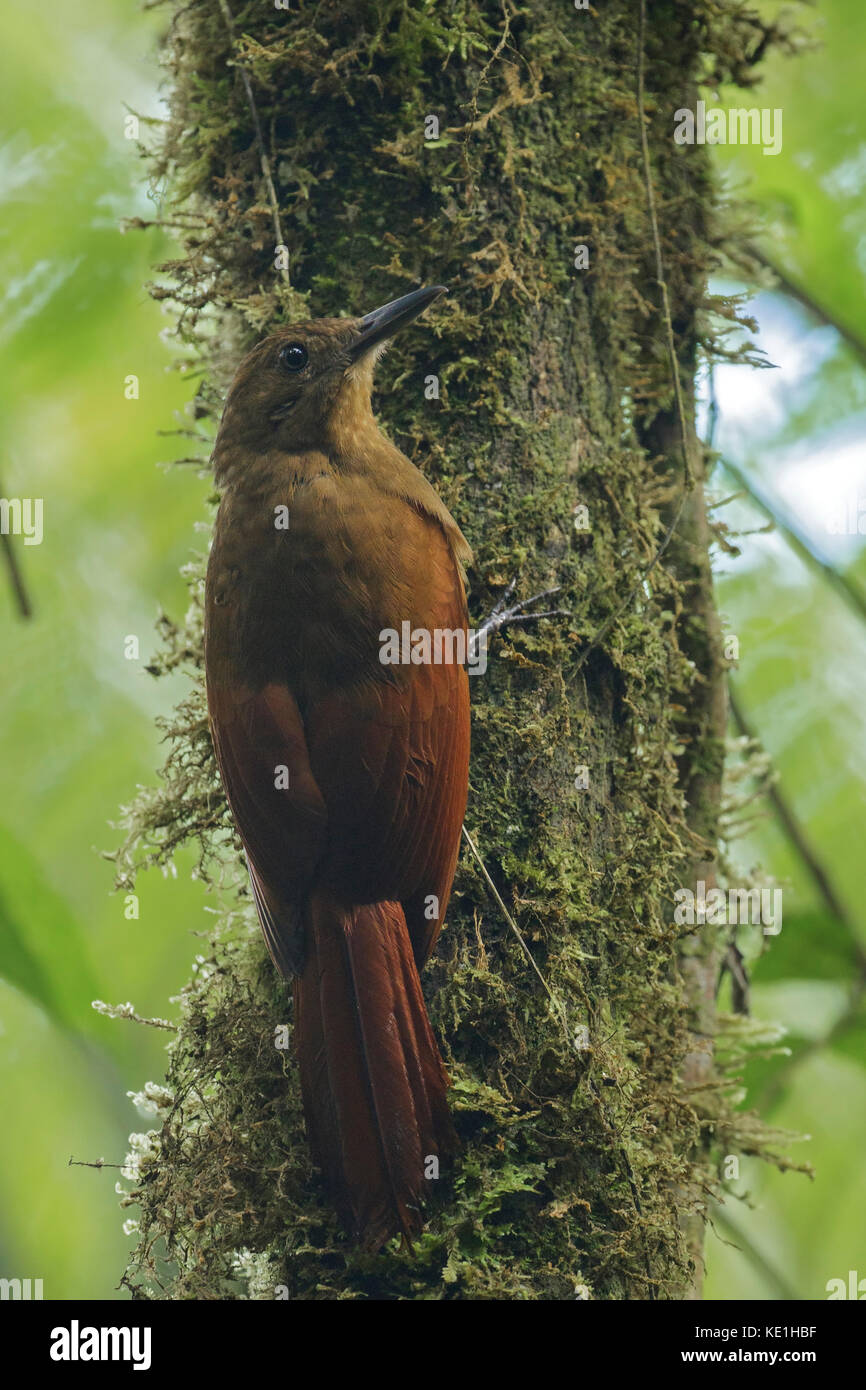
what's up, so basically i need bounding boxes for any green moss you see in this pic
[115,0,802,1300]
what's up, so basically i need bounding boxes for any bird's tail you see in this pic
[293,887,455,1250]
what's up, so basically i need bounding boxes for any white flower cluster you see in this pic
[120,1129,159,1182]
[126,1081,174,1115]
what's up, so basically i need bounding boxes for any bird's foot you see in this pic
[470,578,571,661]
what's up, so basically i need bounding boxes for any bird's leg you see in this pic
[469,578,571,663]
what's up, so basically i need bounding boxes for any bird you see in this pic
[204,286,471,1250]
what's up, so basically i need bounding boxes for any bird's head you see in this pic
[213,285,447,471]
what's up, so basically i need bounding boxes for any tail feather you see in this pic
[293,888,454,1249]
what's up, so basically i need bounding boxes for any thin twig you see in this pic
[0,530,32,619]
[759,975,866,1112]
[91,1000,176,1031]
[461,825,572,1048]
[746,242,866,368]
[216,0,289,284]
[637,1,694,490]
[0,475,33,618]
[729,688,866,970]
[709,366,866,620]
[710,1205,800,1301]
[571,2,694,676]
[718,455,866,624]
[729,687,866,1107]
[68,1156,124,1170]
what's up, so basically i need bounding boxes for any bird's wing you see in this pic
[207,505,469,974]
[304,514,471,966]
[206,679,328,975]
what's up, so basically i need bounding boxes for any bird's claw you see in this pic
[472,579,571,659]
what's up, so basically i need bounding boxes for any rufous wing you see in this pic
[206,679,327,975]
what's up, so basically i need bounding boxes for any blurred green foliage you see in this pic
[705,0,866,1299]
[0,0,864,1299]
[0,0,208,1297]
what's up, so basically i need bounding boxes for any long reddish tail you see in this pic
[293,887,455,1249]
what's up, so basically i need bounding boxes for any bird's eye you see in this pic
[278,342,309,372]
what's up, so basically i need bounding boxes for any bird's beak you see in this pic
[349,285,447,360]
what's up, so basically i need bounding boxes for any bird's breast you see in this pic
[207,467,457,700]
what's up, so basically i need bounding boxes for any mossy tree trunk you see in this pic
[119,0,778,1300]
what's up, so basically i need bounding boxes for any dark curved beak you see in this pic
[350,285,447,359]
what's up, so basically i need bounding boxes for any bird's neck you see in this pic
[322,371,382,460]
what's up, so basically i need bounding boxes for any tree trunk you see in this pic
[119,0,776,1301]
